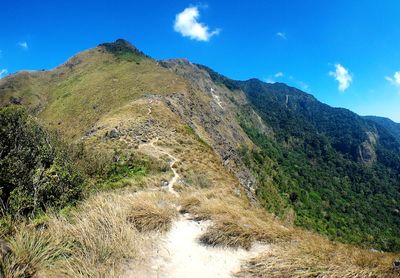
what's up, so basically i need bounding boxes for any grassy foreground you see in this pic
[0,175,399,277]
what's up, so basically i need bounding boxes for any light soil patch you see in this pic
[128,213,266,278]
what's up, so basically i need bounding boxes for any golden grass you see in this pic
[0,190,179,277]
[179,188,400,277]
[0,225,69,278]
[127,192,178,233]
[236,230,400,278]
[180,189,292,250]
[44,192,148,277]
[47,191,178,277]
[1,46,189,141]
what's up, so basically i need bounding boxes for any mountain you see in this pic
[365,115,400,142]
[198,65,400,251]
[0,39,399,276]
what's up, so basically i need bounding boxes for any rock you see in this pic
[160,180,169,187]
[108,128,120,139]
[9,96,22,105]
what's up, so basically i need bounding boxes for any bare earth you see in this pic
[129,214,265,278]
[128,136,266,278]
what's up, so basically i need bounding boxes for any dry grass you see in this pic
[180,188,400,277]
[44,192,148,277]
[236,230,400,278]
[127,192,178,233]
[0,190,179,277]
[0,225,69,278]
[46,191,178,277]
[180,189,292,250]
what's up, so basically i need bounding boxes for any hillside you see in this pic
[365,115,400,142]
[200,66,400,251]
[0,39,399,277]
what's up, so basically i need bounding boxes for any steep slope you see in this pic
[239,79,400,251]
[365,115,400,142]
[0,39,260,198]
[0,39,399,277]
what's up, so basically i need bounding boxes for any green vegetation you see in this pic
[365,115,400,143]
[99,38,146,63]
[0,106,83,218]
[96,152,168,191]
[0,40,398,276]
[233,78,400,252]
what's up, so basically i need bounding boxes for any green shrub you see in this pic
[0,106,83,217]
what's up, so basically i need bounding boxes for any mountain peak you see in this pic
[98,39,148,59]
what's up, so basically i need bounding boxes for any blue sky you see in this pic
[1,1,400,121]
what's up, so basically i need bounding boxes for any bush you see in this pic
[0,106,83,217]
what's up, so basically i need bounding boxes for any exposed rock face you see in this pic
[159,59,260,199]
[358,131,378,164]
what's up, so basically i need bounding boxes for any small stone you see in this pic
[9,96,22,105]
[160,180,169,187]
[108,128,120,139]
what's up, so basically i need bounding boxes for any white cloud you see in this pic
[329,64,352,92]
[18,41,28,49]
[385,71,400,86]
[0,69,8,78]
[174,6,220,41]
[298,81,309,91]
[276,32,287,39]
[265,72,284,83]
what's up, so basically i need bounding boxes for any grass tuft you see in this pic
[236,231,400,278]
[0,224,69,278]
[127,192,178,233]
[180,189,292,250]
[37,191,177,277]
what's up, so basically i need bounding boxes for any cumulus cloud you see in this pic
[274,72,284,78]
[329,64,352,92]
[276,32,287,39]
[18,41,28,49]
[385,71,400,86]
[174,6,220,41]
[0,69,8,78]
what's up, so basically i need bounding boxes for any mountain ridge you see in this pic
[1,39,400,253]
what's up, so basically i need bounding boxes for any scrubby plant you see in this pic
[0,106,83,217]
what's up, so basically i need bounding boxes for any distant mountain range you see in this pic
[365,115,400,142]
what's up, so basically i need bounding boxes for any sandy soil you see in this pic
[128,214,265,278]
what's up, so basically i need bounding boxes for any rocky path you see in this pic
[138,138,179,196]
[130,137,265,278]
[132,213,265,278]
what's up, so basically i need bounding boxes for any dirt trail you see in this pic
[132,135,265,277]
[138,138,179,196]
[129,213,265,278]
